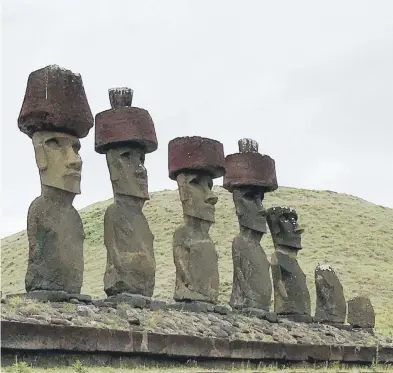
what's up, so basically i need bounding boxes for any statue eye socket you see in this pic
[121,151,130,158]
[140,153,145,163]
[208,180,213,189]
[46,138,60,148]
[190,177,199,186]
[244,192,254,200]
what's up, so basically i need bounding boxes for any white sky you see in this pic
[1,0,393,237]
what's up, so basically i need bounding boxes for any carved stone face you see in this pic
[32,131,82,194]
[176,172,218,222]
[266,207,304,249]
[233,187,267,233]
[106,145,149,200]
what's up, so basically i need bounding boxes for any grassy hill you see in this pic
[1,186,393,335]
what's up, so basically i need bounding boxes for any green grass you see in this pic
[1,186,393,335]
[3,361,393,373]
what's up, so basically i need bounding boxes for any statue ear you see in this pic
[267,215,281,235]
[106,152,120,181]
[176,174,188,202]
[233,191,245,217]
[34,144,48,171]
[271,221,281,235]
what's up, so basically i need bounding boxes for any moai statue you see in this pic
[266,207,311,321]
[17,65,94,296]
[347,296,375,328]
[168,136,225,304]
[95,87,158,299]
[314,264,346,324]
[223,139,278,311]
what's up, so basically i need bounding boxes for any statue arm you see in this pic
[26,200,40,262]
[104,206,121,269]
[232,239,254,301]
[271,253,288,299]
[173,228,191,287]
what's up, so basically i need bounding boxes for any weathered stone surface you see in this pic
[314,264,346,324]
[168,136,225,180]
[2,321,391,365]
[26,185,84,294]
[105,293,151,308]
[240,307,267,319]
[229,188,272,311]
[267,207,311,317]
[150,300,167,311]
[103,199,156,297]
[279,314,313,323]
[2,297,388,349]
[167,301,214,313]
[169,137,224,304]
[18,65,93,138]
[96,89,157,298]
[172,202,219,304]
[95,107,157,154]
[224,153,278,192]
[69,294,92,303]
[267,206,303,249]
[22,126,86,295]
[237,138,259,153]
[224,140,274,312]
[32,131,83,194]
[5,291,90,303]
[347,296,375,328]
[108,87,133,109]
[214,305,230,315]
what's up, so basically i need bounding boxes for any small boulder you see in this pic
[347,296,375,328]
[314,264,346,324]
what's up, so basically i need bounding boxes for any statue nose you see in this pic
[294,224,304,233]
[259,209,267,217]
[205,195,218,205]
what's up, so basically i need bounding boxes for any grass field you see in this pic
[3,360,393,373]
[1,186,393,335]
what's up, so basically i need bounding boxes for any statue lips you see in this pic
[294,224,304,234]
[65,171,81,179]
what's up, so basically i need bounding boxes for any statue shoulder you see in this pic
[173,225,192,245]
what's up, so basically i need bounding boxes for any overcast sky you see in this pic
[1,0,393,237]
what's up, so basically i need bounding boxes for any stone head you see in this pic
[266,206,304,249]
[176,171,218,222]
[233,186,267,233]
[32,130,82,194]
[106,144,149,200]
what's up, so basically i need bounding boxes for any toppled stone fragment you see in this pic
[347,296,375,328]
[314,264,346,324]
[95,88,157,298]
[168,136,225,304]
[18,65,94,138]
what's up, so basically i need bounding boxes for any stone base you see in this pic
[238,307,278,322]
[352,327,375,335]
[310,322,353,331]
[103,293,152,309]
[2,321,391,367]
[278,314,313,323]
[167,301,231,315]
[6,291,92,303]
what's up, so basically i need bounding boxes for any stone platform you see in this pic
[1,320,392,369]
